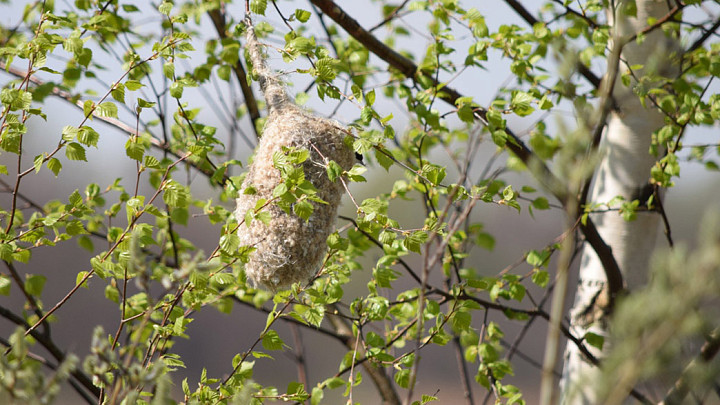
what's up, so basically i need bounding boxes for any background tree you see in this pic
[0,1,718,404]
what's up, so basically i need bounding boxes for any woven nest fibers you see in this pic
[234,104,355,291]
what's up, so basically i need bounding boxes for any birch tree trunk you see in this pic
[560,1,680,403]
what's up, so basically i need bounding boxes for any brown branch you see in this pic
[326,305,401,405]
[207,8,261,139]
[504,0,539,28]
[309,0,562,193]
[653,185,674,247]
[578,220,623,301]
[626,4,683,44]
[22,153,191,339]
[3,261,49,337]
[452,336,475,405]
[230,296,350,344]
[687,17,720,53]
[288,323,309,403]
[338,215,423,284]
[330,304,402,405]
[310,0,418,80]
[550,0,601,29]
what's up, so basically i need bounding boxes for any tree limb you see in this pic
[207,7,262,139]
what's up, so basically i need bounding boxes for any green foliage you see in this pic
[0,1,716,404]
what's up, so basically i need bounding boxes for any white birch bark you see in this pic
[560,1,679,403]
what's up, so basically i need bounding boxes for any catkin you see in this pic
[234,18,355,291]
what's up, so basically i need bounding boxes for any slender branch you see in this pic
[452,336,475,405]
[0,303,100,401]
[578,220,623,301]
[660,326,720,405]
[342,212,608,372]
[625,4,683,44]
[22,153,192,338]
[207,7,261,139]
[368,0,412,32]
[687,17,720,53]
[540,203,577,405]
[289,323,309,405]
[326,304,401,405]
[503,0,540,27]
[338,215,423,284]
[550,0,601,29]
[231,296,350,344]
[653,185,674,247]
[3,261,49,337]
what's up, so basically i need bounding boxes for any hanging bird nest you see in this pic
[234,17,355,291]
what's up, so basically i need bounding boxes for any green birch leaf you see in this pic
[62,125,79,141]
[125,138,145,161]
[65,142,87,161]
[584,332,605,350]
[261,329,283,351]
[125,80,144,90]
[111,83,125,103]
[0,275,10,295]
[159,1,173,15]
[251,0,267,15]
[295,9,311,22]
[219,234,240,253]
[78,126,99,147]
[25,274,47,296]
[293,200,313,221]
[33,154,44,173]
[96,102,117,118]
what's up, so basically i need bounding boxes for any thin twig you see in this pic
[23,153,192,338]
[368,0,412,32]
[0,303,100,402]
[660,326,720,405]
[207,8,262,139]
[452,335,475,405]
[289,323,309,404]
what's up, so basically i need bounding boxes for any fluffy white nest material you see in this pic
[234,18,355,291]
